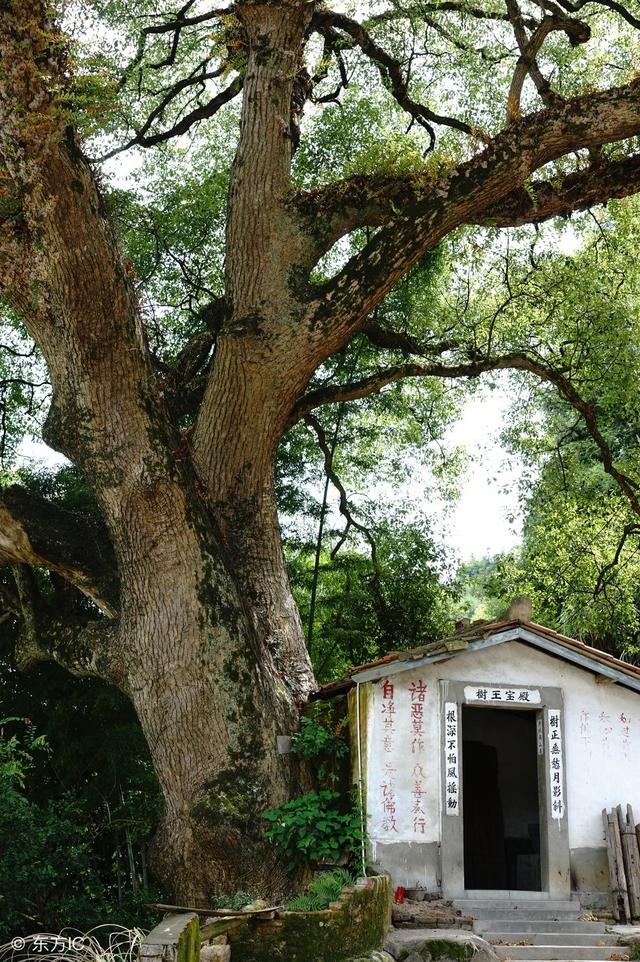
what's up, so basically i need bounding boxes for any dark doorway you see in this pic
[462,706,541,891]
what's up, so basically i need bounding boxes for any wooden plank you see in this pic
[603,809,621,922]
[199,918,246,941]
[619,804,640,921]
[145,902,280,919]
[608,809,632,922]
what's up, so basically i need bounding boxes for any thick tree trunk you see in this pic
[0,0,317,902]
[118,479,308,901]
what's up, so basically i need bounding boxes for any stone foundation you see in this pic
[226,875,392,962]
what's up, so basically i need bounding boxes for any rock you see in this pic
[383,929,498,962]
[349,953,395,962]
[200,944,231,962]
[243,899,269,912]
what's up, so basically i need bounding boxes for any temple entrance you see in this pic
[462,706,541,891]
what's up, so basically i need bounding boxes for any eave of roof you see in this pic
[310,618,640,700]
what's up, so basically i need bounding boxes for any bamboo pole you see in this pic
[618,804,640,921]
[604,809,631,922]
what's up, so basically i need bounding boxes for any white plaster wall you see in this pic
[365,640,640,855]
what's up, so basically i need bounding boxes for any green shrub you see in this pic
[291,714,349,784]
[262,791,362,870]
[0,721,103,938]
[211,891,253,911]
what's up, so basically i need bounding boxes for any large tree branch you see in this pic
[293,350,640,524]
[476,152,640,226]
[303,78,640,355]
[0,486,118,616]
[295,150,640,266]
[24,617,119,678]
[6,564,119,680]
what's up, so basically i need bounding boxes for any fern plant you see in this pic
[285,868,355,912]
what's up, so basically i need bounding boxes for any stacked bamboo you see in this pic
[602,804,640,921]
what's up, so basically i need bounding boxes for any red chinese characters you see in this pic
[379,679,399,834]
[412,763,427,834]
[410,679,427,754]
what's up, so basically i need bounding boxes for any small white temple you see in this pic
[317,600,640,904]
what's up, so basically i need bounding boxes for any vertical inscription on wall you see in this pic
[444,702,459,816]
[547,709,565,820]
[379,680,398,835]
[371,676,430,840]
[410,680,428,834]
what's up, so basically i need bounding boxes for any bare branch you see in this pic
[505,6,590,119]
[552,0,640,30]
[304,412,379,563]
[99,75,243,160]
[363,319,458,357]
[295,350,640,535]
[120,3,234,86]
[291,353,539,424]
[594,523,640,596]
[311,9,488,150]
[365,2,539,29]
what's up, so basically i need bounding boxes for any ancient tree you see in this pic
[1,0,640,899]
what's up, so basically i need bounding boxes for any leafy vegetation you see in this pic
[262,792,363,872]
[0,661,162,936]
[290,709,349,785]
[285,869,355,912]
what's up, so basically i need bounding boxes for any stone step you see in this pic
[455,901,579,912]
[484,935,619,947]
[455,900,581,913]
[465,909,583,921]
[464,891,580,901]
[474,923,607,935]
[492,945,625,960]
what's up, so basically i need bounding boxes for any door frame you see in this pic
[439,679,570,898]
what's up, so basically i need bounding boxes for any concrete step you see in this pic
[474,923,607,935]
[463,891,578,900]
[455,900,580,913]
[484,935,620,947]
[492,946,625,960]
[453,892,580,912]
[467,909,583,921]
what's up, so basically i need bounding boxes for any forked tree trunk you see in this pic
[0,0,318,902]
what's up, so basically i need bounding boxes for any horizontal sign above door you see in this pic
[463,685,541,705]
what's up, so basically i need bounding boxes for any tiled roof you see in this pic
[311,618,640,699]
